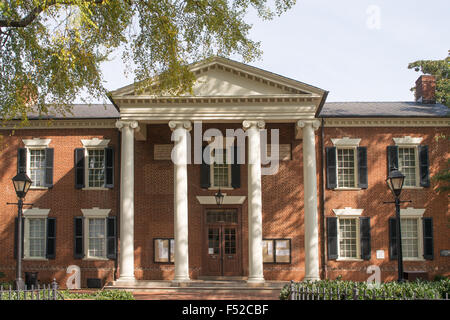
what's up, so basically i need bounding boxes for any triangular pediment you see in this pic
[110,56,325,99]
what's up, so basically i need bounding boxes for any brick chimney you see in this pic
[415,75,436,104]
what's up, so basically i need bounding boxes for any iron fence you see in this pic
[0,279,64,300]
[289,281,449,301]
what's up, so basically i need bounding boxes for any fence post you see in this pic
[52,278,58,300]
[353,287,358,300]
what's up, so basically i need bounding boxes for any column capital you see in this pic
[242,120,265,131]
[116,120,140,131]
[169,120,192,131]
[296,119,321,131]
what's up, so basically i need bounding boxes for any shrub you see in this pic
[280,279,449,300]
[61,289,135,300]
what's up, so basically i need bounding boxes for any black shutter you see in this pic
[14,217,25,259]
[357,147,368,189]
[45,148,54,188]
[360,217,371,260]
[231,145,241,188]
[200,145,211,188]
[418,145,430,187]
[387,146,399,174]
[389,218,398,260]
[326,147,337,189]
[17,148,27,174]
[74,217,84,259]
[75,148,85,189]
[327,217,338,259]
[423,217,433,260]
[105,147,114,188]
[46,218,56,259]
[106,217,117,259]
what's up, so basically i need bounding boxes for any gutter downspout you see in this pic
[319,117,327,280]
[115,122,121,281]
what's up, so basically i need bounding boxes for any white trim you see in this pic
[22,138,51,148]
[84,147,108,190]
[0,119,117,130]
[400,207,425,217]
[324,118,450,128]
[23,216,48,260]
[398,210,425,261]
[81,138,110,148]
[393,136,423,146]
[333,207,364,216]
[331,137,361,147]
[335,146,359,189]
[337,217,361,260]
[81,207,111,218]
[196,195,247,205]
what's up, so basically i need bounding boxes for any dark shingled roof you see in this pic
[25,104,120,119]
[319,102,449,118]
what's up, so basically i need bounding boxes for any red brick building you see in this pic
[0,57,448,288]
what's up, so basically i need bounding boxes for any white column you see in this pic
[115,120,140,282]
[297,120,321,281]
[169,120,192,282]
[243,120,265,284]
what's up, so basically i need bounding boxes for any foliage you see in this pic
[408,51,450,107]
[432,158,450,192]
[280,278,450,300]
[61,289,135,300]
[0,0,296,125]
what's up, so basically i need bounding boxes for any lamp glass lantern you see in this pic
[214,189,224,206]
[386,169,405,198]
[12,172,32,199]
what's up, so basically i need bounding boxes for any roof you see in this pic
[319,102,449,118]
[25,104,119,120]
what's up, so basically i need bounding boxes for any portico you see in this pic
[111,57,326,283]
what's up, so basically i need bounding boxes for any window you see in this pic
[27,218,46,258]
[154,238,174,263]
[211,148,231,188]
[263,239,291,264]
[398,147,418,187]
[338,218,359,259]
[87,218,106,258]
[87,149,105,188]
[401,218,420,259]
[337,148,357,188]
[29,149,46,187]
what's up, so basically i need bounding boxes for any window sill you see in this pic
[23,257,48,261]
[334,188,362,191]
[208,187,234,191]
[83,257,109,261]
[82,187,110,191]
[29,186,49,190]
[402,186,424,190]
[403,258,426,262]
[336,258,364,262]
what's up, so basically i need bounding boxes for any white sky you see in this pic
[98,0,449,103]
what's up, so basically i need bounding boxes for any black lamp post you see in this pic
[11,172,32,290]
[385,169,407,282]
[214,188,224,206]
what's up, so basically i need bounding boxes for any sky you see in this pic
[99,0,449,103]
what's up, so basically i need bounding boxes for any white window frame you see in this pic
[81,138,110,190]
[333,207,363,261]
[208,139,234,190]
[331,137,361,190]
[23,208,50,260]
[22,138,51,190]
[81,207,111,260]
[393,136,423,189]
[399,207,425,261]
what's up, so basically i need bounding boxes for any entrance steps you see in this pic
[105,279,288,292]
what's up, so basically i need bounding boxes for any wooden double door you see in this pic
[204,209,242,276]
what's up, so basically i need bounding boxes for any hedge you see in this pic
[280,278,450,300]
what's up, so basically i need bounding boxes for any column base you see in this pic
[115,276,136,285]
[303,275,320,282]
[247,276,265,284]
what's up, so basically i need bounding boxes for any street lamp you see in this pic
[385,168,408,282]
[10,172,32,290]
[214,188,224,206]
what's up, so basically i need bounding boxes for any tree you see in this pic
[408,51,450,107]
[0,0,296,125]
[408,51,450,193]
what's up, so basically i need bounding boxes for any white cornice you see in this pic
[196,195,247,205]
[81,207,111,217]
[22,138,51,148]
[323,118,450,127]
[0,119,117,130]
[23,207,50,217]
[332,207,364,216]
[393,136,423,146]
[400,207,425,217]
[81,138,110,148]
[331,137,361,147]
